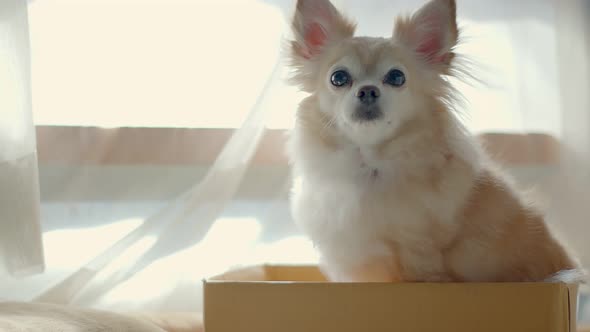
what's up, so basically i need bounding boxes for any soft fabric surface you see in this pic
[0,302,203,332]
[130,312,203,332]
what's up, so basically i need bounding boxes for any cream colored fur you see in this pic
[287,0,581,282]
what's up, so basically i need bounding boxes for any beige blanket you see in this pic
[0,302,202,332]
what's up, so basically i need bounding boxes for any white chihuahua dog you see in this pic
[287,0,582,282]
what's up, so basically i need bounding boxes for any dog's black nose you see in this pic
[356,85,380,105]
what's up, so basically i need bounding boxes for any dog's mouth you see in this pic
[352,106,383,122]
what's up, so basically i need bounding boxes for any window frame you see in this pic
[36,126,561,166]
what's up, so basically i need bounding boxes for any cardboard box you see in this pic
[203,265,578,332]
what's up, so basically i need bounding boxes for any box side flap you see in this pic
[266,265,327,282]
[206,264,326,282]
[207,265,268,281]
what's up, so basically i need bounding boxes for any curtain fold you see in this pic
[0,0,43,277]
[35,60,283,306]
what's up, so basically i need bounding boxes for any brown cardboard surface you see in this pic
[204,265,577,332]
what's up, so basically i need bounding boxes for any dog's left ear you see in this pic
[394,0,458,66]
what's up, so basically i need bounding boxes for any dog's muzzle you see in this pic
[353,105,382,121]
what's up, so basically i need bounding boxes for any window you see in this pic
[28,0,295,129]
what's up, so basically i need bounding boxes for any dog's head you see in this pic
[289,0,459,145]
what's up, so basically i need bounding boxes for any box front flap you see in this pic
[204,278,571,332]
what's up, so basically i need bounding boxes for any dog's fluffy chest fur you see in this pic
[329,145,392,185]
[289,128,474,282]
[292,172,447,282]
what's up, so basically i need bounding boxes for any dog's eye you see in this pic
[383,69,406,87]
[330,70,351,87]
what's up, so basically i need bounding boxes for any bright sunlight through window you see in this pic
[28,0,561,134]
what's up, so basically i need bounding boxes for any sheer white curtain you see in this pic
[0,0,588,322]
[549,0,590,274]
[0,0,43,277]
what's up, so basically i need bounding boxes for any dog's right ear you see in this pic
[288,0,355,90]
[291,0,355,60]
